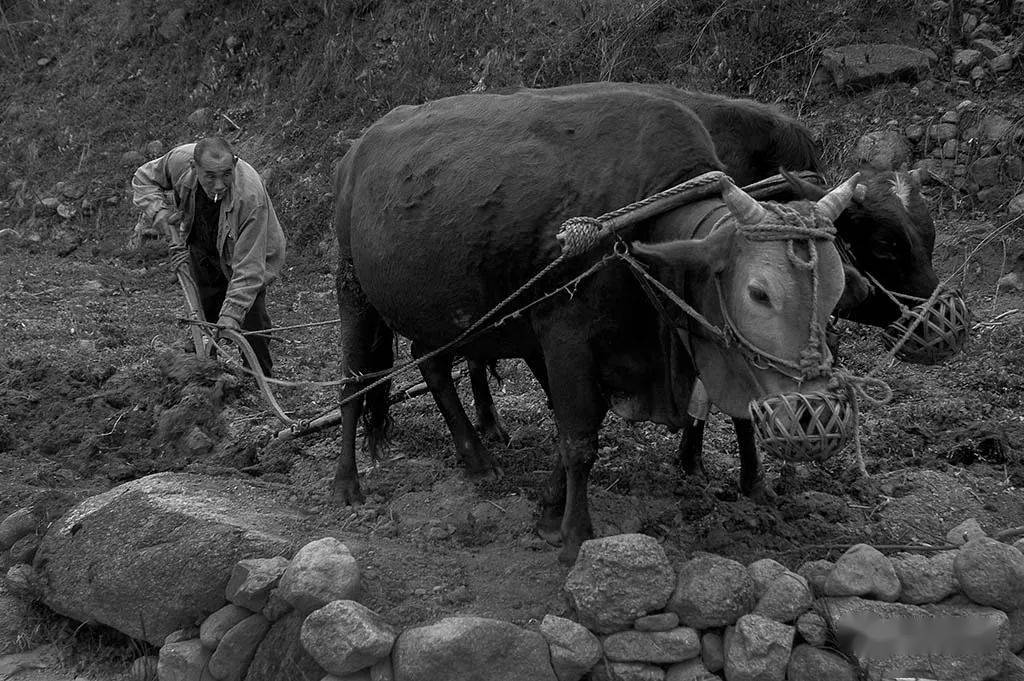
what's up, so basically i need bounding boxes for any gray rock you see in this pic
[747,558,787,600]
[200,604,252,650]
[208,614,270,681]
[157,8,186,42]
[955,49,984,73]
[164,627,199,646]
[187,108,213,127]
[539,614,601,681]
[392,617,556,681]
[995,653,1024,681]
[589,661,664,681]
[665,657,716,681]
[1010,194,1024,218]
[370,658,394,681]
[634,612,679,632]
[969,156,1004,187]
[891,550,959,604]
[700,631,724,673]
[564,534,675,634]
[855,130,909,171]
[787,644,858,681]
[972,38,1003,59]
[603,627,700,664]
[278,537,360,614]
[941,109,960,125]
[823,544,900,601]
[5,563,43,600]
[668,553,755,629]
[8,534,40,565]
[970,64,987,82]
[753,570,813,623]
[157,640,211,681]
[964,115,1013,144]
[820,43,935,88]
[955,537,1024,609]
[226,557,289,611]
[244,611,326,681]
[144,140,165,157]
[795,610,828,646]
[1008,608,1024,654]
[33,473,299,645]
[992,53,1014,73]
[905,123,925,143]
[796,560,833,596]
[822,596,1008,681]
[0,509,38,551]
[939,139,959,158]
[301,601,396,676]
[931,122,960,143]
[0,583,29,655]
[261,588,292,622]
[723,614,794,681]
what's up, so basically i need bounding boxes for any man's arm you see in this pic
[217,201,272,328]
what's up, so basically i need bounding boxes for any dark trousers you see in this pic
[189,244,274,377]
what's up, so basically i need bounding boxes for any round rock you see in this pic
[787,643,858,681]
[392,616,556,681]
[301,600,396,676]
[724,614,794,681]
[954,537,1024,609]
[795,611,828,646]
[947,518,987,546]
[564,534,675,634]
[668,553,756,629]
[539,615,601,681]
[277,537,360,614]
[700,631,724,673]
[891,550,959,605]
[748,558,787,600]
[823,544,900,601]
[753,570,813,623]
[796,560,833,597]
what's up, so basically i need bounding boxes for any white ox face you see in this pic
[631,175,860,419]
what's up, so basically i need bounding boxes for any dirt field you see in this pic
[2,187,1024,678]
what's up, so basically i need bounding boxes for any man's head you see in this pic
[192,137,236,202]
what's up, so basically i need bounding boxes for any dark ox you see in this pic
[333,84,859,561]
[464,84,939,498]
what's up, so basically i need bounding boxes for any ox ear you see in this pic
[779,167,827,201]
[630,227,733,275]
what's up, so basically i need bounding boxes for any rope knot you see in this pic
[556,216,604,258]
[798,328,829,381]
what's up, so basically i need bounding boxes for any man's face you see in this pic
[194,150,235,201]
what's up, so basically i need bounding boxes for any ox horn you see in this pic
[721,176,766,224]
[815,172,863,223]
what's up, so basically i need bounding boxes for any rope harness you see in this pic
[174,170,967,467]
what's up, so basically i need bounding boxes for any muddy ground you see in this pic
[1,200,1024,677]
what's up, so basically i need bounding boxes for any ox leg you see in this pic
[333,272,394,506]
[735,417,774,503]
[677,416,709,476]
[415,346,502,479]
[467,359,510,446]
[677,380,711,476]
[535,338,605,564]
[524,351,553,407]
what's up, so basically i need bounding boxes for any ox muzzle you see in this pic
[748,389,855,463]
[882,287,971,365]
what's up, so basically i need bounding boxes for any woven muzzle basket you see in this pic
[882,289,971,365]
[749,391,855,463]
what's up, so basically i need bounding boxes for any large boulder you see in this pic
[391,617,557,681]
[823,544,900,601]
[822,596,1008,681]
[820,44,936,88]
[33,473,304,645]
[723,614,794,681]
[277,537,361,614]
[564,534,675,634]
[890,551,958,605]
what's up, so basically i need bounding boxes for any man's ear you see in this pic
[630,226,734,275]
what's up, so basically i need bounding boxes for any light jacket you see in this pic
[132,143,286,324]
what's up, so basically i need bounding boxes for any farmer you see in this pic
[132,137,285,376]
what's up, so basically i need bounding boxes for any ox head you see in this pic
[782,167,939,327]
[631,175,861,421]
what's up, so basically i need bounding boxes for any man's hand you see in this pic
[154,208,184,244]
[215,316,242,342]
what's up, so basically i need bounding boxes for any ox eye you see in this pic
[747,284,772,307]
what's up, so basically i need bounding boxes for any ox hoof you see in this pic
[535,520,563,547]
[741,478,777,506]
[478,423,512,448]
[558,541,582,565]
[329,481,365,507]
[466,462,503,483]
